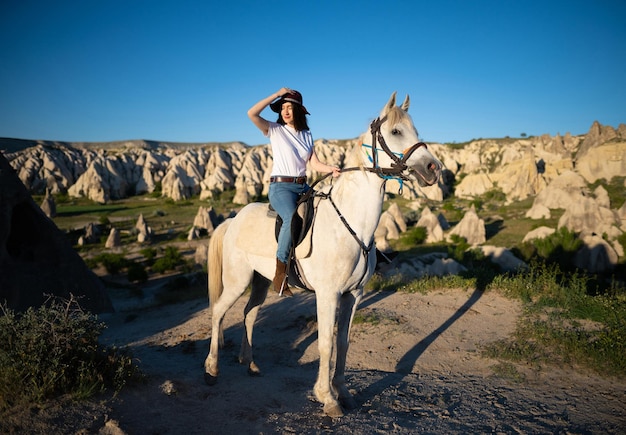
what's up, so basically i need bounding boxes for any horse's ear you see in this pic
[401,94,410,112]
[383,91,398,115]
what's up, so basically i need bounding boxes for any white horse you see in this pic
[204,92,442,417]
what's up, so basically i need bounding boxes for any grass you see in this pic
[483,263,626,377]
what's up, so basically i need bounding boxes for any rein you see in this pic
[304,117,424,288]
[314,187,373,289]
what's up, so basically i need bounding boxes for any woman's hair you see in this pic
[276,103,309,131]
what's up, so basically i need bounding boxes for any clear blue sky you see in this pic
[1,0,625,146]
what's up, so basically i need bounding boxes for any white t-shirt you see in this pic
[267,122,314,177]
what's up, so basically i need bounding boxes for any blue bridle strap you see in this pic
[361,143,405,194]
[361,143,405,161]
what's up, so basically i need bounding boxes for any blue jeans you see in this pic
[269,182,309,263]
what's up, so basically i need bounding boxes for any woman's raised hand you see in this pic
[276,87,291,97]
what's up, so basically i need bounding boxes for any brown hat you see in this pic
[270,90,310,115]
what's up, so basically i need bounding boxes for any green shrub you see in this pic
[127,260,148,283]
[139,247,157,266]
[0,296,141,411]
[519,227,582,270]
[447,234,470,262]
[93,253,129,275]
[152,246,185,274]
[403,226,427,245]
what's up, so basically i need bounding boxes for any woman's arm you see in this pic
[309,149,341,177]
[247,87,290,135]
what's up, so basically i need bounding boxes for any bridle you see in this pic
[310,115,429,190]
[362,115,428,182]
[304,115,429,288]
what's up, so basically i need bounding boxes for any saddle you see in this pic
[268,188,316,249]
[268,188,318,291]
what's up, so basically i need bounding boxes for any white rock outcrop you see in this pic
[414,206,445,243]
[522,226,555,243]
[446,206,486,246]
[478,245,527,272]
[574,234,619,273]
[105,228,121,248]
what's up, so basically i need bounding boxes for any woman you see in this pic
[248,87,340,296]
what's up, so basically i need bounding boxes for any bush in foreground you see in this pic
[0,295,142,411]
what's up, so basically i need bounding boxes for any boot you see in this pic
[273,259,293,297]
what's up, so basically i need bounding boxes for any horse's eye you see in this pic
[391,128,401,135]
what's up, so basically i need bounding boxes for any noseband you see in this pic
[364,115,428,181]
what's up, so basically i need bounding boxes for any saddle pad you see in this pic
[235,203,314,259]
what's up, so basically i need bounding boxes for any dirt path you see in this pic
[3,288,625,434]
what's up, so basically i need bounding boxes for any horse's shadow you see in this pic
[351,275,492,409]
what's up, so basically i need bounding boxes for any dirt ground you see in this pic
[3,287,625,434]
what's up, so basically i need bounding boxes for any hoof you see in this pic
[247,361,262,377]
[323,402,344,418]
[204,372,218,386]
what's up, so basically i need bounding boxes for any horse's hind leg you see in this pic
[333,288,362,411]
[239,271,269,376]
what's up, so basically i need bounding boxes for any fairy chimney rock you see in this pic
[105,227,121,248]
[415,206,445,243]
[386,203,407,232]
[40,189,56,218]
[136,213,152,242]
[447,205,486,246]
[193,206,219,234]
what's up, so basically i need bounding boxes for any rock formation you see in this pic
[105,227,121,248]
[40,189,56,218]
[528,171,588,212]
[574,234,618,273]
[0,152,112,313]
[391,252,467,280]
[192,206,220,235]
[136,214,152,243]
[522,226,555,243]
[478,246,527,272]
[446,205,486,246]
[374,209,405,253]
[557,196,620,238]
[415,206,445,243]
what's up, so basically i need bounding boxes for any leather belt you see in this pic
[270,176,306,184]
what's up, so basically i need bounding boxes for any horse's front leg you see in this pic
[333,288,362,411]
[314,292,343,417]
[239,272,269,376]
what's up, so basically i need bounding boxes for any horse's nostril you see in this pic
[428,162,436,171]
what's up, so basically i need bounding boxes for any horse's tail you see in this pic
[208,218,231,347]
